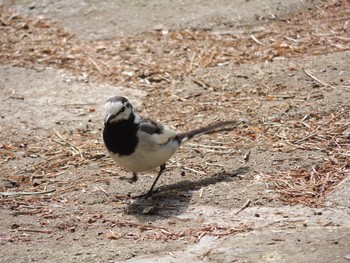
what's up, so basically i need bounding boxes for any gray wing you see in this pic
[139,119,164,135]
[138,119,177,145]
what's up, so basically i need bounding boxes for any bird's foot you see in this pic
[119,173,138,183]
[133,188,158,199]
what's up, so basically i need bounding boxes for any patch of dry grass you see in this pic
[0,0,349,207]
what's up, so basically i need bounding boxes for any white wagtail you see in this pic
[103,96,239,198]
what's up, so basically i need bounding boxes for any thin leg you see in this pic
[131,173,138,182]
[134,164,166,199]
[146,164,166,197]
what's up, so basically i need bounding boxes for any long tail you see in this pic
[176,120,241,143]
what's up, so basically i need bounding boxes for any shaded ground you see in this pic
[0,0,349,262]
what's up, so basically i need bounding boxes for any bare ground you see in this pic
[0,0,349,262]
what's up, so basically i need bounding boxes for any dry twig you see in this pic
[303,69,336,89]
[235,199,251,215]
[0,189,56,197]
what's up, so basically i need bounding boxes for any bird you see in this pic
[103,96,239,198]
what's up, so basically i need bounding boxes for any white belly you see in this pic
[108,139,180,172]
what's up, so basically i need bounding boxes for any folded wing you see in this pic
[138,119,177,145]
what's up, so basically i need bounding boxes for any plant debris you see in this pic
[0,1,349,246]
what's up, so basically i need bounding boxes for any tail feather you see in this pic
[176,120,241,143]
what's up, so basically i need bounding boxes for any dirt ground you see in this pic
[0,0,349,262]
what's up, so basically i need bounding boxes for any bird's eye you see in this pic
[126,103,131,108]
[118,106,125,115]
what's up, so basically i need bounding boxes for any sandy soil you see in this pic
[0,0,349,262]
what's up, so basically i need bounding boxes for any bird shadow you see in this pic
[124,166,250,219]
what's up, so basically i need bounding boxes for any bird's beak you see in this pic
[104,114,114,125]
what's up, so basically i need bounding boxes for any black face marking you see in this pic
[118,106,126,115]
[105,106,127,124]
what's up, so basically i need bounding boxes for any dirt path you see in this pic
[1,0,349,262]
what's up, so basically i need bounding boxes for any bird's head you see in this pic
[104,96,134,124]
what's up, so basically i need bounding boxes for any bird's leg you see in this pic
[119,172,138,183]
[134,164,166,199]
[131,173,138,182]
[146,164,166,196]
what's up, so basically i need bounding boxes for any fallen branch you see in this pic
[235,199,251,215]
[303,69,335,89]
[0,189,56,197]
[17,228,53,234]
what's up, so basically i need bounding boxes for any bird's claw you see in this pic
[133,189,158,199]
[119,173,138,183]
